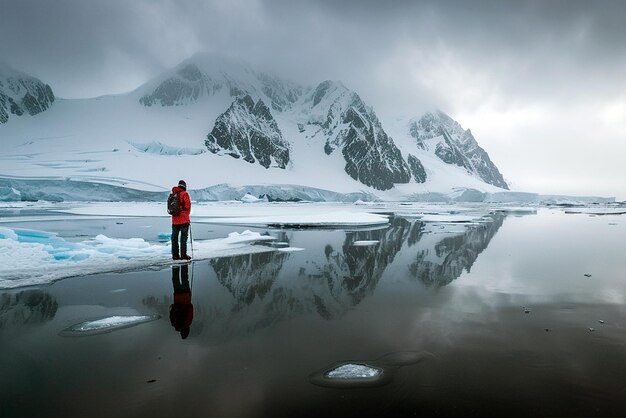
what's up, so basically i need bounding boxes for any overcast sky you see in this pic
[1,0,625,199]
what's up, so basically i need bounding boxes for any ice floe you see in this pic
[194,211,389,227]
[563,207,626,215]
[0,227,275,289]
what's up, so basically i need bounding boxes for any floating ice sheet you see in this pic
[195,211,389,227]
[0,227,275,289]
[417,214,486,223]
[563,208,626,215]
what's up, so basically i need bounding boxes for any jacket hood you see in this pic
[172,186,186,193]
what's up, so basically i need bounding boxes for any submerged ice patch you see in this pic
[325,363,382,379]
[309,351,433,388]
[60,314,160,336]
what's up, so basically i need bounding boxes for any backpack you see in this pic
[167,192,182,216]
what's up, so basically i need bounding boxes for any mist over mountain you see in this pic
[0,53,511,201]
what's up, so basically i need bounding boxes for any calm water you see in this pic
[1,208,625,417]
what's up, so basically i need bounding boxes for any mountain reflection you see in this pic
[205,214,505,332]
[210,251,290,309]
[319,217,413,309]
[0,291,58,329]
[409,213,505,287]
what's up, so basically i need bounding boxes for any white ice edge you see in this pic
[193,211,389,226]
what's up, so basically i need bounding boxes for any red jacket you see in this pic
[171,186,191,225]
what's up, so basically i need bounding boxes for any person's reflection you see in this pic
[170,265,193,339]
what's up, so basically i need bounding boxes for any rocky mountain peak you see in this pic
[0,63,55,124]
[305,81,412,191]
[205,95,290,169]
[409,110,508,189]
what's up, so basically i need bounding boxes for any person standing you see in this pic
[170,179,192,260]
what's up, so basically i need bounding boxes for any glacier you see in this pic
[0,177,614,204]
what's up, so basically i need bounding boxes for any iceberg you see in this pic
[240,193,267,203]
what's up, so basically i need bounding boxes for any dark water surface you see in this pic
[1,209,625,417]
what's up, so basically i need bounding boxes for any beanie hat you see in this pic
[178,180,187,190]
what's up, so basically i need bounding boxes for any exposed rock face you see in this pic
[407,154,427,183]
[306,81,412,191]
[205,95,290,169]
[410,111,508,189]
[0,64,55,124]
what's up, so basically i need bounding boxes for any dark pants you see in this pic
[171,265,190,291]
[171,223,189,257]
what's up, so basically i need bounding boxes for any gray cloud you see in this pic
[1,0,625,198]
[2,0,624,104]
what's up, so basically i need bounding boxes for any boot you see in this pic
[181,254,192,260]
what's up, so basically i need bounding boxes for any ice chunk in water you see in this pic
[325,363,381,379]
[61,314,160,336]
[352,240,379,246]
[158,232,172,242]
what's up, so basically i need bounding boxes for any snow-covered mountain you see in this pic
[0,53,510,201]
[138,54,303,111]
[297,80,413,190]
[409,111,508,189]
[205,94,290,169]
[0,62,55,124]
